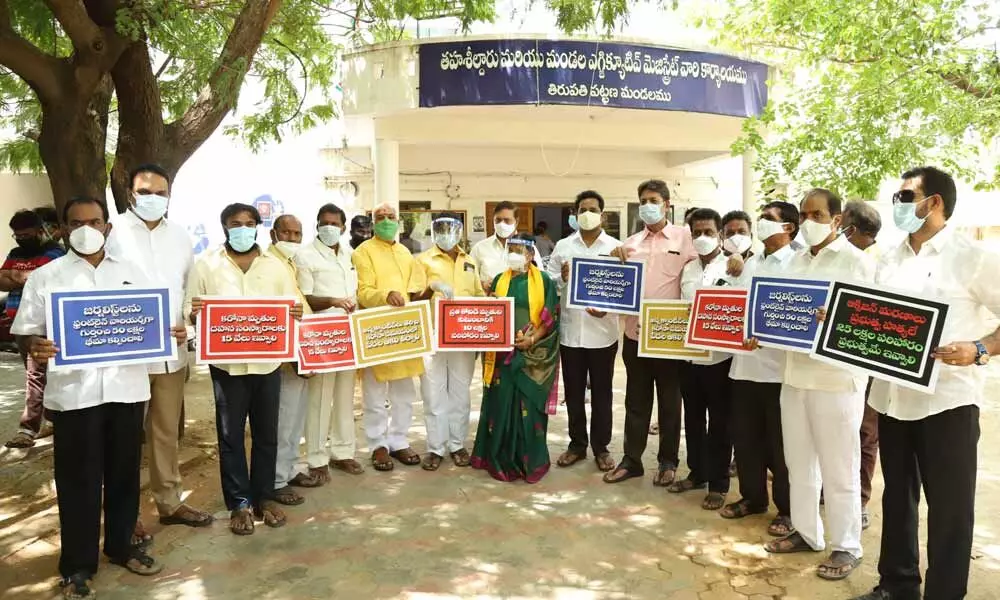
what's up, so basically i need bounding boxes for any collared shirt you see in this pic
[869,225,1000,420]
[294,239,357,315]
[106,210,193,374]
[184,246,301,376]
[470,235,541,286]
[620,224,697,341]
[2,241,65,319]
[546,230,622,349]
[11,252,152,411]
[352,237,425,381]
[680,251,733,366]
[415,245,485,308]
[783,235,877,393]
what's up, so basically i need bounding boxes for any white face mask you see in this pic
[495,221,516,239]
[800,218,834,247]
[69,225,106,256]
[274,241,301,258]
[132,193,169,222]
[756,218,788,241]
[506,253,527,272]
[692,235,719,256]
[723,234,752,255]
[317,225,342,247]
[577,211,602,231]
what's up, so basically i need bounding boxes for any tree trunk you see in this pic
[36,75,113,219]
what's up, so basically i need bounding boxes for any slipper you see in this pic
[372,447,394,472]
[272,486,305,506]
[309,466,332,484]
[110,545,163,576]
[720,500,768,520]
[254,501,287,528]
[817,551,861,581]
[667,477,706,494]
[556,450,586,468]
[450,449,471,467]
[60,573,95,599]
[330,459,364,475]
[131,520,154,550]
[158,504,214,527]
[652,465,676,487]
[702,492,726,511]
[768,515,795,537]
[4,431,35,449]
[765,532,816,554]
[390,447,421,466]
[289,472,323,488]
[422,453,443,471]
[603,465,642,484]
[594,452,615,472]
[230,507,255,536]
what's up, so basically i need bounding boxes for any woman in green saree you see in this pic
[471,234,560,483]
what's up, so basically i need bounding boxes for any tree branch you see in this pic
[0,0,65,102]
[937,70,996,100]
[42,0,102,53]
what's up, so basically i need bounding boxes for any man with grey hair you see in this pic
[841,200,881,256]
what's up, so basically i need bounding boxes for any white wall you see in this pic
[0,174,55,259]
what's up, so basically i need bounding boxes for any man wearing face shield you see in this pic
[349,215,372,249]
[764,189,876,582]
[412,215,484,471]
[854,168,1000,600]
[13,197,189,595]
[106,164,214,535]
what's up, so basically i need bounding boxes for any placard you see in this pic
[197,297,297,364]
[812,282,949,393]
[297,314,356,374]
[350,300,434,369]
[434,297,515,352]
[46,287,176,370]
[567,256,646,315]
[685,288,750,353]
[638,300,711,360]
[748,276,831,352]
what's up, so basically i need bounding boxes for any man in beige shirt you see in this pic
[185,203,303,536]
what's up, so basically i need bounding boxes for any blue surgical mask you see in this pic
[567,214,579,231]
[133,193,169,222]
[227,226,257,253]
[893,200,927,234]
[638,203,664,225]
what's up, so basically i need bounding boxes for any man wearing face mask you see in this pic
[764,189,875,582]
[412,214,484,471]
[294,204,362,483]
[349,215,372,249]
[105,164,214,533]
[721,211,754,259]
[13,197,188,596]
[352,202,426,472]
[471,201,521,292]
[670,208,735,510]
[604,179,697,487]
[545,191,621,473]
[33,205,64,248]
[840,200,882,259]
[853,168,1000,600]
[2,209,64,449]
[721,201,798,538]
[185,203,304,536]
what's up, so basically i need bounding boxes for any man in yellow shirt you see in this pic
[185,203,303,536]
[351,202,425,471]
[413,215,484,471]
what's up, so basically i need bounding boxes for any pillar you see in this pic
[373,138,399,211]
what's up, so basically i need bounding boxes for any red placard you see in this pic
[296,314,356,374]
[685,288,750,353]
[434,297,515,352]
[197,297,296,364]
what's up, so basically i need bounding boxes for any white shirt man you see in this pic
[295,206,362,480]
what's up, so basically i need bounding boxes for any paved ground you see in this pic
[2,351,1000,599]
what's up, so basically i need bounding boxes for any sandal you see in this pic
[720,500,767,520]
[817,551,861,581]
[667,477,706,494]
[4,431,35,448]
[557,450,586,468]
[330,459,364,475]
[422,453,443,471]
[765,531,815,554]
[159,504,214,527]
[594,452,615,472]
[110,544,164,576]
[648,422,659,435]
[450,449,471,467]
[254,500,287,528]
[602,464,643,484]
[768,515,794,537]
[728,461,737,478]
[37,421,54,439]
[289,472,323,488]
[390,447,421,466]
[702,492,726,511]
[230,507,255,536]
[310,465,332,484]
[372,447,394,471]
[60,573,95,599]
[272,486,305,506]
[652,464,676,487]
[862,508,870,531]
[131,520,153,549]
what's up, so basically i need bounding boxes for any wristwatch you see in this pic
[975,341,991,366]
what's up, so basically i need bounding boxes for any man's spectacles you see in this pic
[892,189,932,205]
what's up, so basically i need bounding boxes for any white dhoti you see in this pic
[362,369,417,452]
[306,369,358,467]
[275,367,310,488]
[420,351,476,457]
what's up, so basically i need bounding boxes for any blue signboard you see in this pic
[46,288,177,370]
[747,276,830,352]
[567,256,645,315]
[418,39,769,118]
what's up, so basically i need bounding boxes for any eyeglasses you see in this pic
[892,190,934,205]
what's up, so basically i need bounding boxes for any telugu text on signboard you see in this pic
[197,297,297,364]
[435,297,514,352]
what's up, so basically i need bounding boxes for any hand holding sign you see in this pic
[189,297,204,325]
[171,326,187,346]
[932,342,978,366]
[291,303,304,320]
[30,337,58,364]
[387,291,406,307]
[609,246,633,263]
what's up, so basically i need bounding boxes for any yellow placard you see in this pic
[638,300,712,360]
[349,300,434,368]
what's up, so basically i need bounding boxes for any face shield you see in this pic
[505,238,535,272]
[432,217,463,251]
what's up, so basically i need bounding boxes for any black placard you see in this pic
[812,282,949,392]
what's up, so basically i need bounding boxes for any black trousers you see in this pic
[51,401,145,579]
[877,405,979,600]
[678,360,733,493]
[561,342,618,456]
[729,380,789,516]
[620,337,682,473]
[210,367,281,511]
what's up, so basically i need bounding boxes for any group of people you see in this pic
[2,163,994,600]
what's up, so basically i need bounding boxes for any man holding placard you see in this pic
[14,197,186,597]
[352,202,425,472]
[853,168,1000,600]
[546,190,621,473]
[413,214,484,471]
[764,189,876,582]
